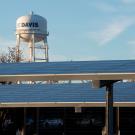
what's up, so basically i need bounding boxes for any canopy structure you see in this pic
[1,60,135,135]
[0,60,135,81]
[0,82,134,108]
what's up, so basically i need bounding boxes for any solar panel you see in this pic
[0,60,135,75]
[0,82,135,107]
[0,60,135,81]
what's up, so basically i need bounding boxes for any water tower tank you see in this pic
[16,12,48,42]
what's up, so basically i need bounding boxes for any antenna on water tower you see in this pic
[16,11,49,62]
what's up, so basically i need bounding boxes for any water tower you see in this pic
[16,12,49,62]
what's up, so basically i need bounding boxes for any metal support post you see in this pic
[23,108,26,135]
[36,108,39,135]
[106,83,113,135]
[116,107,120,135]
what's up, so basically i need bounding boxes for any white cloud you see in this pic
[88,17,135,46]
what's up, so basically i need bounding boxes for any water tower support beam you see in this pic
[32,34,36,62]
[43,39,49,62]
[29,42,32,62]
[16,34,20,62]
[29,34,35,62]
[45,45,49,62]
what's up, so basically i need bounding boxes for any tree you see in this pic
[0,47,23,84]
[0,47,23,63]
[0,47,23,134]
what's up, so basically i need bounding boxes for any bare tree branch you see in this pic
[0,47,23,63]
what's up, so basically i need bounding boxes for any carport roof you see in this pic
[0,82,135,107]
[1,60,135,81]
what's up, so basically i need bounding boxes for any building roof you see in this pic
[0,82,135,107]
[1,60,135,81]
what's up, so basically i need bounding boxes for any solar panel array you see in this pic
[0,60,135,75]
[0,82,135,103]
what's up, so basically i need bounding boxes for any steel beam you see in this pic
[105,83,113,135]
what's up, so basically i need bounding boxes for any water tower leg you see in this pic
[16,34,20,62]
[28,34,35,62]
[43,39,49,62]
[45,45,49,62]
[32,34,36,62]
[29,42,33,62]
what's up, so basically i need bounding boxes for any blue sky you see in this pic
[0,0,135,61]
